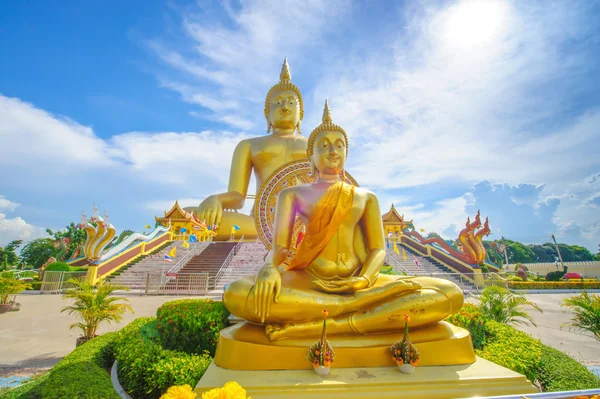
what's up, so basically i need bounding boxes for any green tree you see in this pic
[0,240,23,270]
[562,292,600,340]
[474,285,542,326]
[504,240,536,263]
[47,222,86,259]
[530,244,557,263]
[568,245,595,261]
[20,238,56,268]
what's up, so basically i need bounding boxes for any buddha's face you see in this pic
[311,130,347,176]
[268,89,300,130]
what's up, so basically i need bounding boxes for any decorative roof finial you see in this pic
[104,210,109,225]
[280,57,291,82]
[91,203,99,221]
[322,99,332,123]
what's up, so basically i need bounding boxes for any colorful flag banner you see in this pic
[144,224,152,229]
[164,254,173,262]
[189,235,197,242]
[402,248,407,261]
[180,227,187,233]
[193,225,201,230]
[393,242,400,255]
[182,241,190,249]
[233,225,240,231]
[168,247,177,258]
[413,255,421,268]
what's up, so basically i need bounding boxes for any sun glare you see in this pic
[444,0,510,48]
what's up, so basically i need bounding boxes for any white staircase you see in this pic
[214,242,268,291]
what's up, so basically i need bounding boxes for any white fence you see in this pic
[40,271,88,294]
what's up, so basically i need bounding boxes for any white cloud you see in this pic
[0,95,113,169]
[0,196,19,212]
[149,0,352,128]
[311,1,600,190]
[0,212,48,247]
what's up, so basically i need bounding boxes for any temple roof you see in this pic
[155,201,204,227]
[382,203,413,225]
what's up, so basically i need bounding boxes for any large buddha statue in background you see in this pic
[224,102,465,342]
[192,58,308,241]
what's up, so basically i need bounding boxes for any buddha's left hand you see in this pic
[314,277,368,294]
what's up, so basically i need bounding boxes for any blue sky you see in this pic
[1,0,599,252]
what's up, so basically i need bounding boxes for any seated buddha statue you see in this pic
[191,58,308,241]
[224,101,464,341]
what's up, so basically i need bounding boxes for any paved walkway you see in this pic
[1,292,599,373]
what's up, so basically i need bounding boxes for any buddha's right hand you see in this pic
[254,264,282,323]
[198,195,223,226]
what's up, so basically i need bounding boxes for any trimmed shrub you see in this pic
[157,299,229,357]
[380,265,399,275]
[44,262,71,272]
[42,362,118,399]
[505,275,523,282]
[1,332,118,399]
[477,321,542,382]
[507,281,600,290]
[537,345,600,391]
[114,317,212,399]
[445,303,487,349]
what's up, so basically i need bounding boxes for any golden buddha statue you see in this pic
[192,58,308,241]
[223,101,465,344]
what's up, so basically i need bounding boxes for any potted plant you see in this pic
[391,314,420,373]
[307,309,335,376]
[61,278,133,346]
[0,272,31,314]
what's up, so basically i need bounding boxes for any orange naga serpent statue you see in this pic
[406,210,491,265]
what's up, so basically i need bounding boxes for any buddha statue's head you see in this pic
[264,58,304,134]
[307,100,349,179]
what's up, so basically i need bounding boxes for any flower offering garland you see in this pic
[391,314,420,367]
[307,309,335,368]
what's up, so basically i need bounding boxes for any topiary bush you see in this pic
[1,332,119,399]
[445,303,487,349]
[44,262,71,272]
[477,321,542,382]
[114,317,212,399]
[537,345,600,391]
[157,299,229,357]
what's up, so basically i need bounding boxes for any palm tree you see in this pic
[61,278,133,342]
[474,285,542,326]
[562,292,600,340]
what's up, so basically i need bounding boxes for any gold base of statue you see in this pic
[195,357,538,398]
[214,321,476,370]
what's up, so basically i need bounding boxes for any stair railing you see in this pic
[213,238,245,289]
[165,242,209,279]
[384,253,411,275]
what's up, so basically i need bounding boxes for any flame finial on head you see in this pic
[264,57,304,132]
[322,99,332,123]
[280,57,291,82]
[307,100,349,158]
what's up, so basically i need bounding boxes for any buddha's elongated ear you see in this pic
[267,121,272,134]
[341,169,346,180]
[309,159,317,178]
[296,120,301,135]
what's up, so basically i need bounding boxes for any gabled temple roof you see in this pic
[382,203,413,225]
[155,201,204,228]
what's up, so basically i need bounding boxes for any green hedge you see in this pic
[114,317,211,399]
[445,303,487,349]
[157,299,229,357]
[507,281,600,289]
[537,345,600,391]
[0,332,118,399]
[476,321,542,382]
